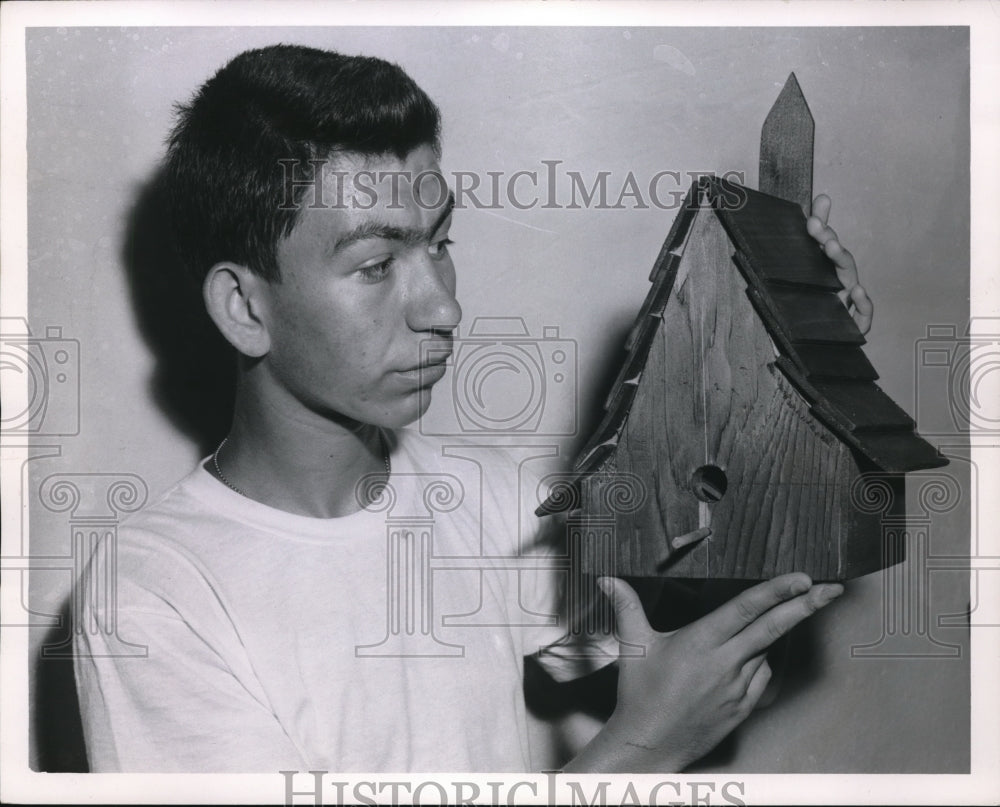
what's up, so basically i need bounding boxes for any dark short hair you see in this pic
[164,44,441,283]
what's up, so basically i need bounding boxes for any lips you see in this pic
[422,347,453,367]
[396,347,452,385]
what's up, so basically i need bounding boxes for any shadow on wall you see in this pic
[34,168,238,772]
[121,166,236,457]
[524,575,826,770]
[33,601,88,772]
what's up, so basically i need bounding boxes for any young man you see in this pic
[74,44,870,773]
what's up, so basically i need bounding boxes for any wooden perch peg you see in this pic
[760,72,814,215]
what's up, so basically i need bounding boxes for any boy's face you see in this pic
[255,144,461,430]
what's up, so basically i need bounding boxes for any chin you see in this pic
[375,388,434,430]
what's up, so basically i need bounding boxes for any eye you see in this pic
[356,256,393,283]
[428,238,454,260]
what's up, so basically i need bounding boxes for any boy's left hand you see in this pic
[806,194,874,335]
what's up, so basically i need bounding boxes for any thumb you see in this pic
[597,576,651,644]
[810,193,831,224]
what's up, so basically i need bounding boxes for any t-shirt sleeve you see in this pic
[73,535,304,772]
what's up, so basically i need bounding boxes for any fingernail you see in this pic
[817,584,844,605]
[596,577,612,597]
[791,577,811,596]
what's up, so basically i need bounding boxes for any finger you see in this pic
[824,239,859,285]
[597,576,652,646]
[806,216,836,246]
[699,573,812,641]
[810,194,831,225]
[850,284,874,334]
[727,583,844,659]
[827,245,862,310]
[743,658,773,708]
[671,527,712,550]
[738,651,769,690]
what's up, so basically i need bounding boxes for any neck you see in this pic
[209,375,390,518]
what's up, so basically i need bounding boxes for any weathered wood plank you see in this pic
[574,439,616,476]
[847,431,950,473]
[773,356,946,473]
[628,254,680,349]
[714,184,842,292]
[793,343,879,381]
[604,317,654,414]
[759,72,814,215]
[810,380,916,432]
[651,183,702,281]
[765,286,867,345]
[582,212,853,580]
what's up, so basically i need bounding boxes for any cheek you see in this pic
[300,315,390,397]
[267,282,399,384]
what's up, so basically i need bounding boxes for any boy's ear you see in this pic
[203,263,272,358]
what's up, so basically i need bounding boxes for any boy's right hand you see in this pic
[566,573,843,772]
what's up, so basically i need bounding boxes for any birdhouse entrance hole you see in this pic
[691,464,728,503]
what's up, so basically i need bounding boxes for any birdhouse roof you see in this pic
[538,176,947,515]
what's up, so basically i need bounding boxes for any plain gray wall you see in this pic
[25,26,970,772]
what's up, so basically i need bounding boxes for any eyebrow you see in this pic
[330,192,455,256]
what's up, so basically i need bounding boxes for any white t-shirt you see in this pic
[73,429,614,772]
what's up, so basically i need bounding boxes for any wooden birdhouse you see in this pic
[539,74,948,582]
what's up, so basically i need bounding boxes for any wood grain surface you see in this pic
[759,72,814,214]
[580,211,888,580]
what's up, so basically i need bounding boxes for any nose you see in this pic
[405,257,463,335]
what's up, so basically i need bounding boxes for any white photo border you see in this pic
[2,1,997,804]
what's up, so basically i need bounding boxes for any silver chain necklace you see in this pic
[211,434,391,498]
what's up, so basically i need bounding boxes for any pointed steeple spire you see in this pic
[759,72,814,215]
